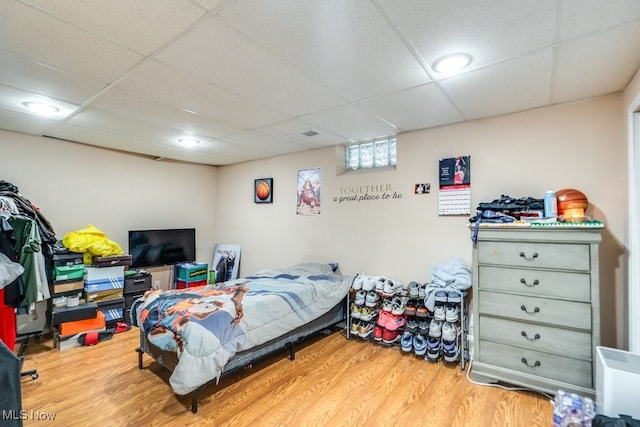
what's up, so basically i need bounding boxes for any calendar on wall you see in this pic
[438,156,471,216]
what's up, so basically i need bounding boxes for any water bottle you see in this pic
[582,397,596,427]
[560,407,583,427]
[552,390,568,427]
[544,190,558,219]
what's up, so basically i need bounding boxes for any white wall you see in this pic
[217,94,627,348]
[0,131,219,265]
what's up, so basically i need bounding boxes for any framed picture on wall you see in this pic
[254,178,273,203]
[211,243,241,283]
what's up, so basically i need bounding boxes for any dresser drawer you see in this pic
[478,290,591,330]
[478,241,590,271]
[478,266,591,301]
[478,341,592,388]
[479,316,592,359]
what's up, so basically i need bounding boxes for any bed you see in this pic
[132,262,353,413]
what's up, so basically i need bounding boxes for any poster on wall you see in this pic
[296,168,321,215]
[438,156,471,215]
[211,243,241,283]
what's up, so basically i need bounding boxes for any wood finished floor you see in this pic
[18,328,552,426]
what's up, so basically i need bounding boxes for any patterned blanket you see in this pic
[132,263,352,395]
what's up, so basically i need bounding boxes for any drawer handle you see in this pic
[520,331,541,341]
[519,278,539,287]
[520,305,540,315]
[521,357,541,368]
[519,251,539,261]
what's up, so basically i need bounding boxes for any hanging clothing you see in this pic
[8,216,43,307]
[0,217,25,308]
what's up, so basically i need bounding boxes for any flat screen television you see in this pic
[128,228,196,269]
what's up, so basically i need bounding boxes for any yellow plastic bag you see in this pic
[62,224,124,264]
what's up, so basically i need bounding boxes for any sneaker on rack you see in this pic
[442,339,459,362]
[406,317,418,332]
[434,290,448,303]
[354,290,367,306]
[418,319,430,334]
[445,304,459,323]
[401,331,414,352]
[352,274,364,290]
[434,303,446,321]
[350,319,360,336]
[446,289,463,303]
[426,336,441,361]
[382,297,394,312]
[418,283,428,299]
[382,328,400,344]
[429,319,443,338]
[408,281,420,299]
[404,299,417,316]
[415,301,429,318]
[351,304,362,320]
[360,306,378,322]
[373,325,384,341]
[363,276,377,291]
[365,291,381,307]
[377,309,391,328]
[391,297,407,316]
[359,322,374,339]
[442,321,458,342]
[385,313,406,331]
[383,279,403,297]
[375,277,386,294]
[413,333,427,356]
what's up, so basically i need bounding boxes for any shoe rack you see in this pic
[347,278,469,370]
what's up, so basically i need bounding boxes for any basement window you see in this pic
[345,136,396,171]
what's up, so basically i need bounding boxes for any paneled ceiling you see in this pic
[1,0,640,166]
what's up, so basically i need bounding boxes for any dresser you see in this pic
[470,224,603,398]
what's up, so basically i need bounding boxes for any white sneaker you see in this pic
[363,276,376,291]
[442,321,458,342]
[375,276,387,293]
[383,279,403,297]
[365,291,381,307]
[351,275,364,290]
[429,319,443,338]
[434,303,445,321]
[445,304,459,323]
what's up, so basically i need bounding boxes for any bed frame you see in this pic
[135,299,347,413]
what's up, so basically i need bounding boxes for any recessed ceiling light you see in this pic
[178,137,200,148]
[432,53,473,74]
[22,101,60,115]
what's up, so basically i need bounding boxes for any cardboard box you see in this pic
[52,279,84,294]
[92,254,132,268]
[97,298,124,323]
[175,279,207,289]
[84,288,124,303]
[58,311,106,336]
[84,277,125,292]
[52,252,84,267]
[54,264,85,281]
[49,302,98,325]
[84,266,125,282]
[175,262,208,282]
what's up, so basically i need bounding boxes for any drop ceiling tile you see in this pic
[192,139,273,162]
[44,123,178,158]
[155,15,349,116]
[301,104,398,142]
[220,0,431,101]
[0,1,143,84]
[0,84,80,120]
[0,49,106,105]
[357,83,464,132]
[67,108,190,148]
[440,49,553,120]
[221,129,310,155]
[256,119,347,148]
[89,88,243,139]
[114,59,290,129]
[0,107,59,135]
[559,0,640,40]
[22,0,208,56]
[379,0,555,72]
[554,22,640,103]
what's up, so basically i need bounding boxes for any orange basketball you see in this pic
[256,181,271,200]
[556,188,588,214]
